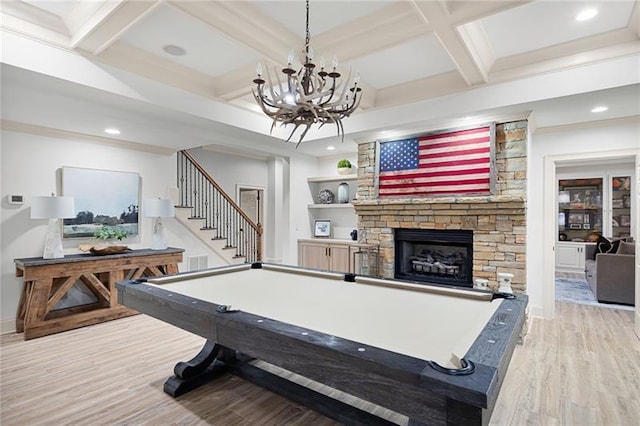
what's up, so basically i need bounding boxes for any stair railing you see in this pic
[177,150,262,262]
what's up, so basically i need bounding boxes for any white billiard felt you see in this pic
[148,267,502,368]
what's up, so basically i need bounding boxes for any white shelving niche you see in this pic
[306,173,357,240]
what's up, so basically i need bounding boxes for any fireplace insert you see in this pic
[395,229,473,287]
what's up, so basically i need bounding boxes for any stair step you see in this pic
[201,227,217,231]
[188,216,205,220]
[175,205,192,209]
[222,246,236,250]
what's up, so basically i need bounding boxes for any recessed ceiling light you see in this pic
[327,146,336,151]
[104,128,121,135]
[591,106,608,113]
[576,8,598,21]
[163,45,187,56]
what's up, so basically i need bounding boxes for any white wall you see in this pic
[188,148,269,198]
[288,155,320,263]
[528,119,640,317]
[0,131,226,332]
[316,153,358,177]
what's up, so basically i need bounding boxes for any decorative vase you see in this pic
[318,189,335,204]
[337,167,352,175]
[337,182,349,203]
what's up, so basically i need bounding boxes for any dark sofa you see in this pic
[585,241,635,305]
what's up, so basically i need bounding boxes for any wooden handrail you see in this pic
[181,150,262,236]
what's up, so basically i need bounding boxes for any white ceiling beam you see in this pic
[490,28,639,75]
[72,0,162,55]
[0,12,70,47]
[313,2,428,60]
[410,1,486,85]
[1,0,69,35]
[64,1,109,36]
[490,39,640,84]
[93,41,216,99]
[374,70,469,108]
[456,21,495,82]
[444,0,536,25]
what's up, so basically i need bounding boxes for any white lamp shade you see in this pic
[31,196,75,219]
[145,198,175,218]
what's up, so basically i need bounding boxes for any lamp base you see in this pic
[43,218,64,259]
[150,217,168,250]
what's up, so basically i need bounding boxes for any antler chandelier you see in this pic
[252,0,362,147]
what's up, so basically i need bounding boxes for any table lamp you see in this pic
[30,195,75,259]
[145,198,175,250]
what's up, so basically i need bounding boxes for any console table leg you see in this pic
[25,279,52,324]
[15,281,31,333]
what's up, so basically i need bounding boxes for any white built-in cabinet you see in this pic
[556,242,595,272]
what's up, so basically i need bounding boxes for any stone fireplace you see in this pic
[353,121,527,293]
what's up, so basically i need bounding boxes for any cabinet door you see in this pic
[556,243,585,271]
[328,244,351,273]
[610,175,632,238]
[298,242,329,270]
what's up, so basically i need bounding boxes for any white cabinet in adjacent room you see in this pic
[556,242,594,272]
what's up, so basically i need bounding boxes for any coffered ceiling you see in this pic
[1,0,639,157]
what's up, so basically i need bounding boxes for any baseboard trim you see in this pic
[1,318,17,335]
[528,305,544,319]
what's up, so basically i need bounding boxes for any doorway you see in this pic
[543,151,638,321]
[237,185,264,227]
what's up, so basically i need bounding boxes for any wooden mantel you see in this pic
[14,247,184,340]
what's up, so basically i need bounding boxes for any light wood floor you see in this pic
[1,302,639,425]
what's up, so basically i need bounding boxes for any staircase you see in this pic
[175,150,262,264]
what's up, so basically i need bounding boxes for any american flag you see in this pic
[378,125,493,197]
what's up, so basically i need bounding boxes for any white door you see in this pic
[238,187,263,226]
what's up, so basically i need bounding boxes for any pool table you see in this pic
[117,262,527,426]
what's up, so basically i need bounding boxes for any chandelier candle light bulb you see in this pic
[252,0,362,147]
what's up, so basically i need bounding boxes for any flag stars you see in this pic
[380,139,418,171]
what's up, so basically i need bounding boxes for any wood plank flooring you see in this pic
[1,302,639,425]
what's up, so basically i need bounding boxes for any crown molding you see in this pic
[535,115,640,134]
[1,120,176,155]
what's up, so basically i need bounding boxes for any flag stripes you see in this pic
[378,125,493,197]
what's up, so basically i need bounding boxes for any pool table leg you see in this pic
[164,340,236,397]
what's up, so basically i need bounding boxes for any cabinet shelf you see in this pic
[307,174,357,183]
[308,203,353,209]
[305,170,358,240]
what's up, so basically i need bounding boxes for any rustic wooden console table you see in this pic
[14,247,184,340]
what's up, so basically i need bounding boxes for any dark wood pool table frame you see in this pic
[116,262,527,426]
